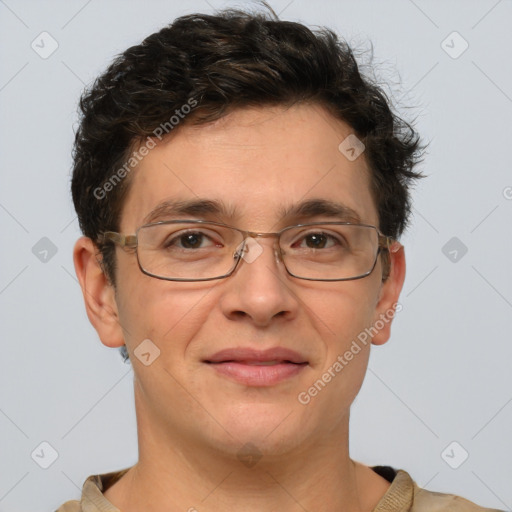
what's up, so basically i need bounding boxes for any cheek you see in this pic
[115,268,214,356]
[304,291,375,420]
[305,282,378,392]
[313,280,379,345]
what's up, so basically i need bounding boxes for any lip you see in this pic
[204,347,308,387]
[205,347,307,364]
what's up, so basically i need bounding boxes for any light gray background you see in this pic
[1,0,511,510]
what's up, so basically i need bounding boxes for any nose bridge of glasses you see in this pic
[235,231,283,263]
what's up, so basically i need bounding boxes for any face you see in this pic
[77,103,405,459]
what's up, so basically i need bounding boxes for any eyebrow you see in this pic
[279,199,362,224]
[143,198,238,224]
[142,198,362,226]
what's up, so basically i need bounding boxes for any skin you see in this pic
[74,103,406,512]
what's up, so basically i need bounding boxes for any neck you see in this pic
[104,385,390,512]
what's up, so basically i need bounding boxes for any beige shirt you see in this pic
[55,466,503,511]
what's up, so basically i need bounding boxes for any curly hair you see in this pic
[71,5,424,289]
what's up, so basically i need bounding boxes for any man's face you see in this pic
[107,104,402,457]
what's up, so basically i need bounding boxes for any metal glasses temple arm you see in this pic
[101,231,137,248]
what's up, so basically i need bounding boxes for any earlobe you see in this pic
[73,236,125,348]
[371,243,406,346]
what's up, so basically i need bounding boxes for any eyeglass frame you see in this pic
[99,219,400,282]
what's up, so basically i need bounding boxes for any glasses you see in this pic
[100,220,397,282]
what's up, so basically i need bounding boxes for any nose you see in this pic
[219,236,299,327]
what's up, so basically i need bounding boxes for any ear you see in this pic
[73,236,125,348]
[371,242,406,346]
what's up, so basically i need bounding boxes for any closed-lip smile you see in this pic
[204,347,308,386]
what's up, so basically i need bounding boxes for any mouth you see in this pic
[204,348,308,386]
[215,360,305,366]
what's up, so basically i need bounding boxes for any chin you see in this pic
[208,402,313,455]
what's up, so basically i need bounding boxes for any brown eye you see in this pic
[177,233,205,249]
[163,230,218,250]
[303,233,330,249]
[291,231,343,250]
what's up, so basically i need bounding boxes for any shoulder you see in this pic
[54,469,128,512]
[410,474,504,512]
[371,466,503,512]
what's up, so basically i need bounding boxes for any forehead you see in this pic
[120,104,378,232]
